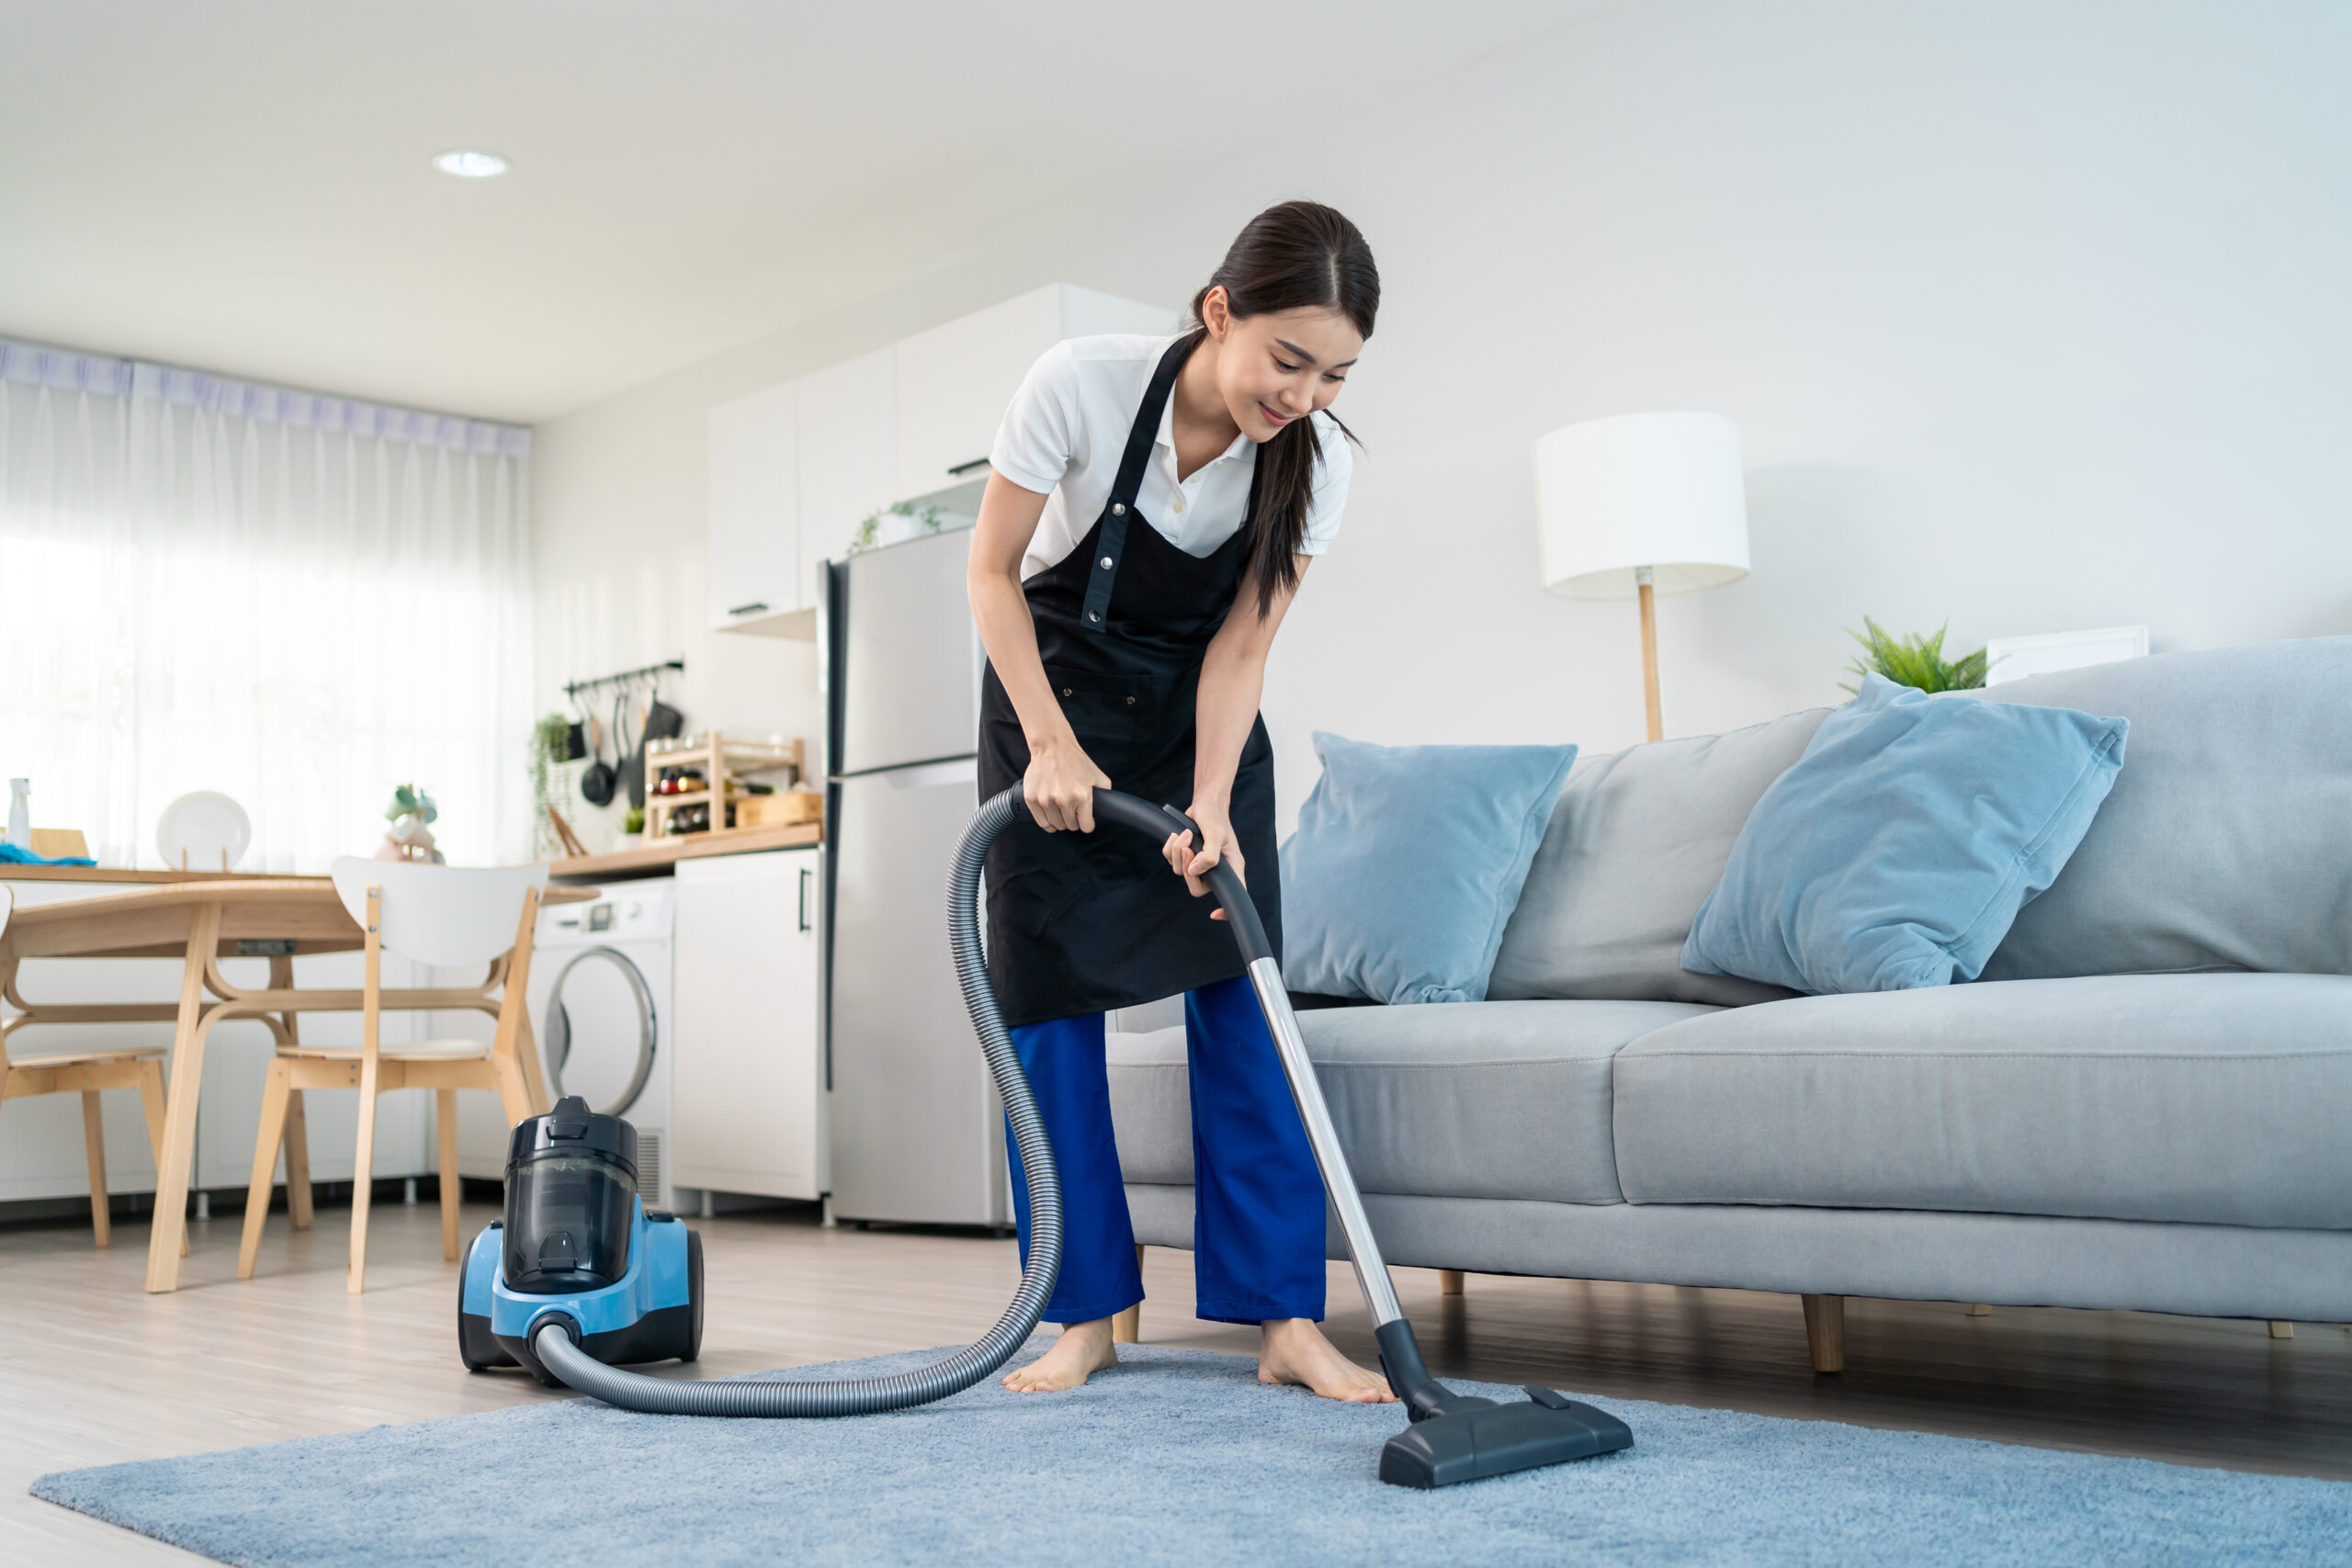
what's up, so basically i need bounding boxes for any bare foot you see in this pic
[1258,1318,1397,1403]
[1001,1318,1119,1392]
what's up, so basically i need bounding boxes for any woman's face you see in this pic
[1203,289,1363,442]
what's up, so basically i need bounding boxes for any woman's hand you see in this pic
[1164,798,1244,920]
[1024,733,1112,833]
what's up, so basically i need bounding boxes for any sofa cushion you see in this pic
[1279,732,1577,1003]
[1107,1000,1714,1202]
[1489,708,1827,1006]
[1980,637,2352,980]
[1612,973,2352,1229]
[1106,1024,1194,1185]
[1682,674,2127,994]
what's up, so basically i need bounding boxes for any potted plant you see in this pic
[849,502,948,553]
[1841,617,1993,696]
[530,713,573,856]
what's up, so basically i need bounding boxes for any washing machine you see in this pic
[458,878,675,1211]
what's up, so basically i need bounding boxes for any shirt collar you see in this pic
[1153,395,1256,469]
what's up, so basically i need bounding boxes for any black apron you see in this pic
[978,336,1283,1028]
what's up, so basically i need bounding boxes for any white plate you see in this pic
[156,791,251,873]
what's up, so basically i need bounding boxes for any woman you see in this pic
[967,200,1389,1401]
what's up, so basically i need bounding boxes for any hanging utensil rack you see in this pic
[563,658,685,700]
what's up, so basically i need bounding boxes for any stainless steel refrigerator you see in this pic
[821,527,1009,1228]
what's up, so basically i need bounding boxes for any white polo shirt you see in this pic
[989,333,1351,583]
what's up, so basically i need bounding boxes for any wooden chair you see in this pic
[0,886,176,1249]
[236,859,548,1293]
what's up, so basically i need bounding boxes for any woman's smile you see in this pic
[1257,400,1295,427]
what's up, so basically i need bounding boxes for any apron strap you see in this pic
[1081,335,1195,635]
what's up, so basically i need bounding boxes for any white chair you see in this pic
[0,886,182,1251]
[236,859,548,1293]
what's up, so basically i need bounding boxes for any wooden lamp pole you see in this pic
[1635,565,1663,743]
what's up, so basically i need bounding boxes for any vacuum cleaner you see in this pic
[458,785,1633,1487]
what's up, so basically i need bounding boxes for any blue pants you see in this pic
[1005,974,1327,1326]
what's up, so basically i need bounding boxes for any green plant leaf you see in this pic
[1841,616,1990,695]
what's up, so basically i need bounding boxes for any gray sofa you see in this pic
[1106,637,2352,1367]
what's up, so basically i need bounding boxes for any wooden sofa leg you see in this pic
[1801,1294,1845,1373]
[1110,1247,1145,1344]
[1967,1303,1992,1317]
[2269,1321,2295,1339]
[1438,1269,1465,1296]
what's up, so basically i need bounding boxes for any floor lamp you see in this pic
[1533,412,1751,742]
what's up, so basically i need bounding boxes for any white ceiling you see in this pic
[4,1,1573,423]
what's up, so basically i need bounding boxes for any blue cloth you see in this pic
[1683,673,2129,994]
[1007,974,1325,1326]
[1279,732,1577,1003]
[0,840,95,866]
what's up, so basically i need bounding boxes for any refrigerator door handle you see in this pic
[798,866,812,932]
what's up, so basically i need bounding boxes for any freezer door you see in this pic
[838,528,979,775]
[827,761,1007,1225]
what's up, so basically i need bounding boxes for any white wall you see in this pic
[535,0,2352,835]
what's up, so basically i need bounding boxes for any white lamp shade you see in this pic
[1534,412,1750,599]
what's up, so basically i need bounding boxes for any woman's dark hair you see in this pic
[1186,200,1378,616]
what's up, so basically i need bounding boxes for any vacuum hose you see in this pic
[532,784,1062,1415]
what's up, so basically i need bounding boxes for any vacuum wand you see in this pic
[1080,788,1633,1484]
[1081,795,1409,1343]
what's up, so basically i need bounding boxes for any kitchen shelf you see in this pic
[643,732,810,842]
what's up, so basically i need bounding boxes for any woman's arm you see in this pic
[1165,557,1311,908]
[967,471,1111,833]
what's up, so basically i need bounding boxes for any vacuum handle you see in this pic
[1052,787,1273,964]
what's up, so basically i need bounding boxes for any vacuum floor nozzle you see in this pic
[1379,1388,1635,1489]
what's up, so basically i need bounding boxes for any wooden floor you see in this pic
[6,1201,2348,1563]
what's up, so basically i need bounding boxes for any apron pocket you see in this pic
[1044,662,1144,777]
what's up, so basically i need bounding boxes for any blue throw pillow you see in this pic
[1682,675,2127,994]
[1280,733,1577,1004]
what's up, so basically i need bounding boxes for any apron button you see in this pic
[1061,688,1072,697]
[1087,612,1101,622]
[1112,502,1126,515]
[1125,696,1136,705]
[1099,556,1114,570]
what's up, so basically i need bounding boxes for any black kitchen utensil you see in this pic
[628,697,684,810]
[579,694,619,807]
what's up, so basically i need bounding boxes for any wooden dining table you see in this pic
[0,875,596,1292]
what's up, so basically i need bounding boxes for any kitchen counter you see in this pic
[548,822,820,882]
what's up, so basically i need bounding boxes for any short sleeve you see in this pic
[989,340,1081,496]
[1298,413,1352,557]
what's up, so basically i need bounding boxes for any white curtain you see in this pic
[0,342,534,872]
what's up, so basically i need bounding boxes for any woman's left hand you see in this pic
[1164,799,1244,920]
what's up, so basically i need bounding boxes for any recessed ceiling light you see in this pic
[433,150,509,179]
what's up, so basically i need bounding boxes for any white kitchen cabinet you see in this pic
[890,283,1176,503]
[707,379,801,634]
[671,848,825,1201]
[795,347,896,610]
[712,284,1171,642]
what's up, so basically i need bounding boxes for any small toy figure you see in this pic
[376,783,445,863]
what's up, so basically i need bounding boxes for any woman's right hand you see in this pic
[1023,732,1111,834]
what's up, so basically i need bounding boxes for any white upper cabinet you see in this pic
[712,284,1172,639]
[707,380,800,633]
[796,347,896,609]
[890,284,1175,503]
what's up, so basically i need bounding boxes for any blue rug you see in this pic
[32,1340,2352,1566]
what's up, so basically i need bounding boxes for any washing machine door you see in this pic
[542,946,657,1116]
